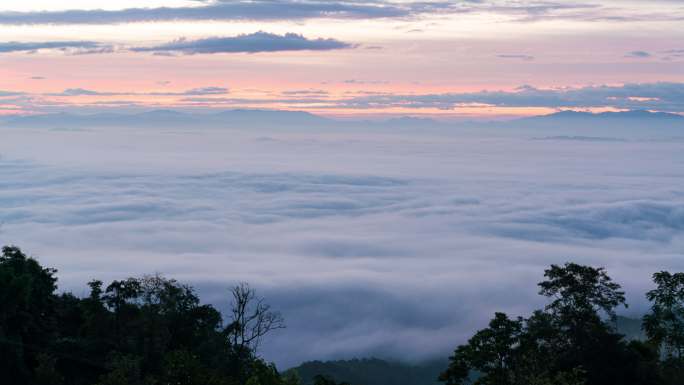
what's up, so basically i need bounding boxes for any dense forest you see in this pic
[2,245,684,385]
[288,358,445,385]
[286,316,644,385]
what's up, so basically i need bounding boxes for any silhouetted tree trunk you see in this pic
[227,282,285,353]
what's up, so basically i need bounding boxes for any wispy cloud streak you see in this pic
[0,40,112,54]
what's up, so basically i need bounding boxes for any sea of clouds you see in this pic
[1,123,683,367]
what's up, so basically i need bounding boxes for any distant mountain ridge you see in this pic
[522,110,684,122]
[286,316,646,385]
[492,109,684,138]
[0,109,334,129]
[1,109,682,136]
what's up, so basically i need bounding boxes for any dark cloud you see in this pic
[625,50,651,58]
[342,79,389,85]
[0,1,416,25]
[183,87,230,95]
[0,90,25,96]
[662,49,684,60]
[0,1,655,26]
[69,46,115,55]
[131,32,353,54]
[178,97,332,105]
[337,82,684,112]
[0,41,111,54]
[49,87,229,97]
[490,2,601,21]
[58,88,103,96]
[282,89,330,96]
[497,54,535,61]
[495,1,683,23]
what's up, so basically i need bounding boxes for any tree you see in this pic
[226,282,285,353]
[643,271,684,360]
[33,353,64,385]
[440,313,523,385]
[441,262,660,385]
[524,368,586,385]
[0,245,295,385]
[536,263,658,385]
[104,278,141,348]
[245,359,292,385]
[157,349,226,385]
[439,311,585,385]
[538,263,626,321]
[312,374,350,385]
[95,354,144,385]
[0,246,58,385]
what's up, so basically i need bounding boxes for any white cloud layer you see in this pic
[0,123,683,367]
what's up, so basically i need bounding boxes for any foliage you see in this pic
[643,272,684,359]
[290,358,446,385]
[643,271,684,383]
[4,245,684,385]
[539,263,626,321]
[0,246,290,385]
[312,374,350,385]
[440,262,665,385]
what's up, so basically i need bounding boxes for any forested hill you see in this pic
[288,316,645,385]
[288,358,446,385]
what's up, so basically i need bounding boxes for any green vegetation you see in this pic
[3,246,684,385]
[0,246,294,385]
[288,358,445,385]
[440,263,684,385]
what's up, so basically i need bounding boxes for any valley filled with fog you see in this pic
[1,120,683,367]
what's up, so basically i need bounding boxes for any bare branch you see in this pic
[227,282,285,353]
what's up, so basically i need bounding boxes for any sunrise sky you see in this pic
[1,0,683,119]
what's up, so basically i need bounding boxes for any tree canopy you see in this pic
[0,246,289,385]
[3,246,684,385]
[440,262,678,385]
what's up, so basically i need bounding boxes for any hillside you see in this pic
[288,317,645,385]
[501,110,684,138]
[0,109,336,129]
[288,358,446,385]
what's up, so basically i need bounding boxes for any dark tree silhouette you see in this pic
[643,272,684,359]
[538,263,626,321]
[227,282,285,353]
[4,245,684,385]
[441,262,661,385]
[313,374,351,385]
[0,246,290,385]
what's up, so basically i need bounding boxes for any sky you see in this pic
[0,0,683,119]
